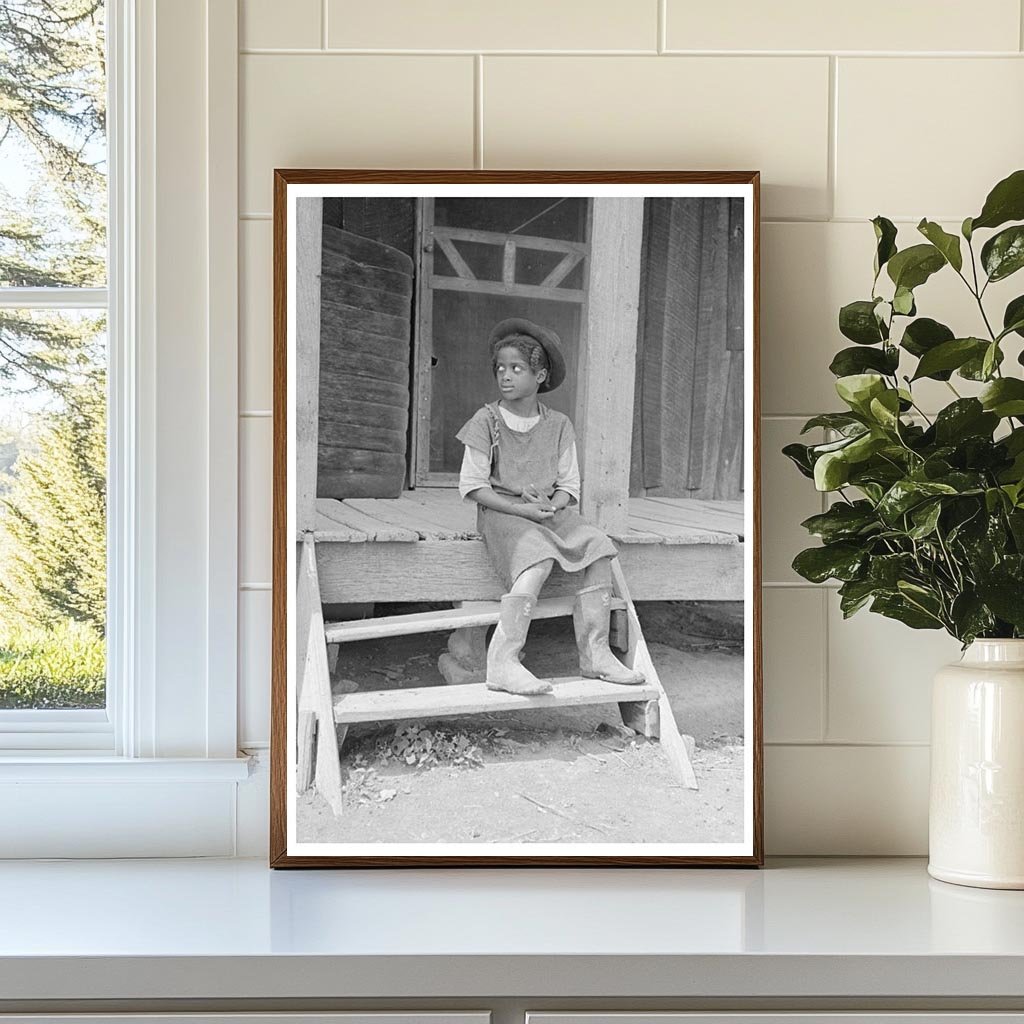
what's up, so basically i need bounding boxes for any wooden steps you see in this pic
[297,537,700,818]
[333,676,662,725]
[324,595,626,645]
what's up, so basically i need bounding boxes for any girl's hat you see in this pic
[488,317,566,392]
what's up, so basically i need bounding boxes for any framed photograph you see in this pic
[270,171,762,867]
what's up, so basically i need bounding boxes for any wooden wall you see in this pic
[629,197,745,501]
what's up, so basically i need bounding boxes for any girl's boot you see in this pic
[573,584,646,686]
[485,594,553,695]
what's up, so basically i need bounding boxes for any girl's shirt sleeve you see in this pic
[456,407,494,499]
[455,407,493,455]
[459,445,491,499]
[555,442,580,503]
[557,414,577,457]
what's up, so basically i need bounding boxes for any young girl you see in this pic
[456,316,645,696]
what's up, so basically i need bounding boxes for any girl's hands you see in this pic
[518,504,556,522]
[521,483,556,512]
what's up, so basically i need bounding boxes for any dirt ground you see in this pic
[296,602,746,845]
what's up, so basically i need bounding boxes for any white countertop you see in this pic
[2,857,1024,1002]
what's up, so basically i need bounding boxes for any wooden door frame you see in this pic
[410,197,594,488]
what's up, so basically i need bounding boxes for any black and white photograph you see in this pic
[273,173,761,865]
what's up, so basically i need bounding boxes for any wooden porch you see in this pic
[312,491,744,604]
[291,196,746,814]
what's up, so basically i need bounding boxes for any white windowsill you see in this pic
[0,754,252,781]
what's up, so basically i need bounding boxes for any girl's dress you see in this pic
[455,400,618,589]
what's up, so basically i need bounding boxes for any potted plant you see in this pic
[785,169,1024,889]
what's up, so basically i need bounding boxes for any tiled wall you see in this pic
[236,0,1024,854]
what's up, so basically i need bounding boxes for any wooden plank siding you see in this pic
[630,197,746,501]
[295,197,323,533]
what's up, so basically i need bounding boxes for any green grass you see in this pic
[0,620,105,709]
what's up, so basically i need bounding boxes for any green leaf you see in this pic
[979,378,1024,418]
[917,219,963,272]
[839,299,887,345]
[900,318,955,368]
[1000,436,1024,492]
[976,575,1024,629]
[908,500,942,539]
[1003,295,1024,340]
[782,442,815,479]
[792,543,866,584]
[800,412,865,435]
[838,578,878,617]
[846,432,888,464]
[950,593,996,644]
[872,216,898,277]
[983,339,999,380]
[960,344,1004,381]
[835,373,887,413]
[871,594,943,630]
[933,470,987,494]
[911,337,988,381]
[1006,427,1024,456]
[868,553,915,587]
[814,450,851,491]
[892,286,916,316]
[982,341,1000,381]
[877,479,958,524]
[971,168,1024,233]
[981,225,1024,282]
[962,216,974,241]
[809,433,867,456]
[896,582,947,622]
[997,318,1024,341]
[985,486,1009,514]
[933,399,999,444]
[1009,508,1024,546]
[1002,480,1024,506]
[886,243,946,291]
[800,501,879,543]
[829,345,899,378]
[856,482,885,504]
[868,389,902,431]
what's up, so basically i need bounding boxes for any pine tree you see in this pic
[0,372,105,632]
[0,2,107,640]
[0,0,106,395]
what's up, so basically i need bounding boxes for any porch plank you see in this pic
[642,496,744,534]
[316,539,745,603]
[324,594,625,645]
[629,498,742,539]
[316,498,417,543]
[333,677,661,725]
[625,508,736,545]
[344,496,473,540]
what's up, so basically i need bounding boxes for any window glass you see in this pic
[0,1,106,287]
[0,2,107,711]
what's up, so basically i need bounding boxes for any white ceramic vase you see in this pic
[929,639,1024,889]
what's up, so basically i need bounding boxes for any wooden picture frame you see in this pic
[271,171,762,867]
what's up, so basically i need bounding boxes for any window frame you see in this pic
[0,4,119,752]
[0,0,243,794]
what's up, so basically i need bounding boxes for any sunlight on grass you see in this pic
[0,621,105,709]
